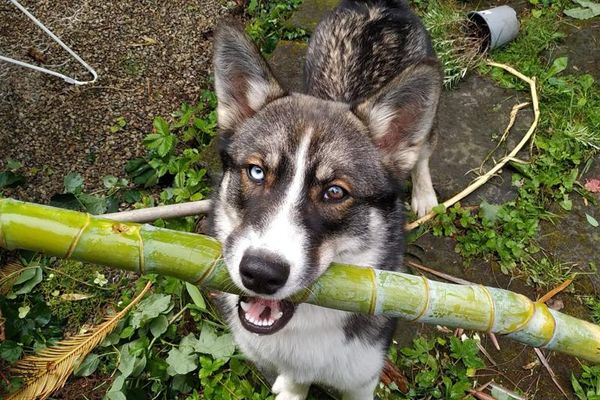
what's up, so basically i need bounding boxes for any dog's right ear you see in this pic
[213,23,285,131]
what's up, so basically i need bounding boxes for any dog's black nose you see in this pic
[239,251,290,295]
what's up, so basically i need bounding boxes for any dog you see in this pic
[209,0,441,399]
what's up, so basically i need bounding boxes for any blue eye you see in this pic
[323,185,346,201]
[247,165,265,183]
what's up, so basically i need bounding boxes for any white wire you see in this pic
[0,0,98,85]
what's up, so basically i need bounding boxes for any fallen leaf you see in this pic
[586,213,599,228]
[61,293,94,301]
[584,179,600,193]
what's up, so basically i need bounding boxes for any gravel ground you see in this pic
[0,0,232,201]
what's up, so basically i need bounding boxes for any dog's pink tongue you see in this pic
[247,298,280,320]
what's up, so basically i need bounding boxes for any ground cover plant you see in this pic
[1,0,599,398]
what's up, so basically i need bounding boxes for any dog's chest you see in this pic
[229,301,385,387]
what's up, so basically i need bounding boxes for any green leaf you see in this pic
[150,314,169,337]
[195,324,236,359]
[14,266,43,295]
[586,213,599,228]
[479,201,501,222]
[64,172,84,194]
[166,346,198,375]
[0,340,23,362]
[49,193,82,211]
[0,171,25,188]
[153,116,170,136]
[18,305,30,318]
[185,282,206,310]
[130,294,172,328]
[74,353,100,377]
[77,193,107,215]
[103,175,119,188]
[547,57,568,78]
[6,159,22,170]
[565,0,600,18]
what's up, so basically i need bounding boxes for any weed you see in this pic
[126,90,216,210]
[246,0,308,54]
[0,159,26,192]
[379,335,485,399]
[428,1,599,285]
[418,0,486,88]
[572,364,600,400]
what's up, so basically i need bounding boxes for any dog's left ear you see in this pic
[213,23,285,131]
[352,61,441,177]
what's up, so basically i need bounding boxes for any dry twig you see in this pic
[534,348,569,399]
[406,62,540,231]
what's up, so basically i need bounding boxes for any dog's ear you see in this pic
[352,61,441,177]
[213,23,285,130]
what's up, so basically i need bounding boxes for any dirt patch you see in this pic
[0,0,232,201]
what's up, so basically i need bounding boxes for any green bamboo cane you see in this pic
[1,198,599,363]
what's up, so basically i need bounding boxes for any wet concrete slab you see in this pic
[549,20,600,80]
[431,73,534,205]
[268,40,307,92]
[287,0,338,33]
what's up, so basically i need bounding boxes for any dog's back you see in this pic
[306,0,436,103]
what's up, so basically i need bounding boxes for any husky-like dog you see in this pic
[210,0,441,398]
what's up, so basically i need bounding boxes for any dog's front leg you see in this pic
[411,142,438,217]
[272,374,310,400]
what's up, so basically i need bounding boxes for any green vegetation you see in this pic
[427,1,599,287]
[572,364,600,400]
[245,0,308,54]
[379,335,485,400]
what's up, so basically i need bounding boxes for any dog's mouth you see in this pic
[237,296,295,335]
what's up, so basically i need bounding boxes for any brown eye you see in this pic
[323,185,346,202]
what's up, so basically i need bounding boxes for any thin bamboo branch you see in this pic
[406,61,540,231]
[1,199,600,364]
[103,200,212,223]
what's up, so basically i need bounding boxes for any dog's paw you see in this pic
[411,185,438,217]
[273,375,309,400]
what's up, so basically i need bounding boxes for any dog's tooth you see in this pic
[240,301,250,312]
[274,311,283,320]
[267,318,275,326]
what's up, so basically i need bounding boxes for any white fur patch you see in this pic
[247,79,273,111]
[410,145,438,217]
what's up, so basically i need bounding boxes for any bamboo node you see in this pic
[368,267,377,315]
[195,255,223,285]
[481,285,495,333]
[135,226,144,274]
[65,213,91,259]
[410,275,430,322]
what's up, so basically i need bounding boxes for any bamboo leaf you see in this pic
[6,281,152,400]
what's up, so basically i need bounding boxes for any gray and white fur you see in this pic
[209,1,441,399]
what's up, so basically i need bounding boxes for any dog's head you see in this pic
[211,25,440,334]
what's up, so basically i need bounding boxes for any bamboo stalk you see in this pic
[1,198,599,363]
